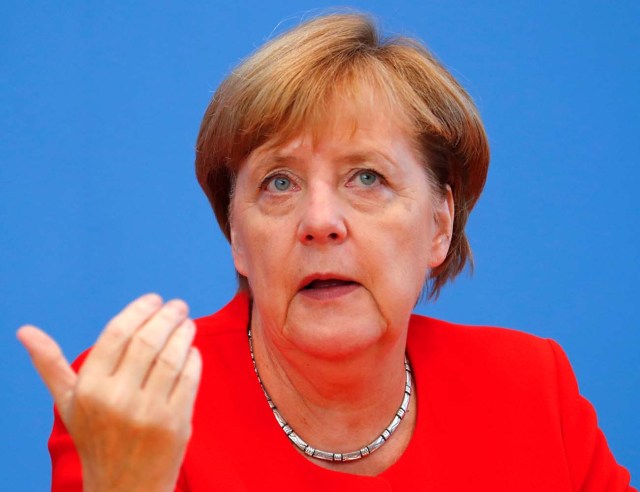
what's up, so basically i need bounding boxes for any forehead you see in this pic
[251,82,415,161]
[244,117,412,180]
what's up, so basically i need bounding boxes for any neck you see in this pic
[249,306,412,455]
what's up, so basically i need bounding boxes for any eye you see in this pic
[349,169,383,188]
[263,174,294,192]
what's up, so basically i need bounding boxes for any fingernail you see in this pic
[181,319,195,333]
[167,299,188,315]
[143,293,163,307]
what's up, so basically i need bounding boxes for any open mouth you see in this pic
[302,279,358,290]
[299,276,360,300]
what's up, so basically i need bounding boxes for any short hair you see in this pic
[195,12,490,299]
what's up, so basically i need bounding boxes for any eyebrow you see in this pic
[336,151,396,168]
[246,154,299,180]
[270,153,300,165]
[246,144,401,183]
[259,149,397,168]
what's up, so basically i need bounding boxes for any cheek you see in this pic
[234,216,297,288]
[387,231,430,294]
[384,203,433,273]
[358,207,433,322]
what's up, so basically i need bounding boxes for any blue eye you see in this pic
[266,175,292,192]
[355,170,380,187]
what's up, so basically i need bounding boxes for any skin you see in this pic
[231,92,453,474]
[16,89,454,486]
[17,296,202,492]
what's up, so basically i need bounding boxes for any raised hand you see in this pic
[17,294,202,492]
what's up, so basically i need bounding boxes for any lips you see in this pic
[298,275,360,301]
[302,279,357,290]
[298,274,359,292]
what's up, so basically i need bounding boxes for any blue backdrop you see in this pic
[2,1,638,488]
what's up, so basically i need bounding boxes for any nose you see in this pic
[297,184,347,245]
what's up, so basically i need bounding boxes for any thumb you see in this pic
[17,325,77,412]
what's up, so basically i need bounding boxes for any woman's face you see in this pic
[230,94,453,360]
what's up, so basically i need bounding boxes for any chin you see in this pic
[284,301,388,361]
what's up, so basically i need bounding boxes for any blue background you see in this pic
[2,1,638,488]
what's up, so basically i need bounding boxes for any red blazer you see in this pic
[50,294,635,491]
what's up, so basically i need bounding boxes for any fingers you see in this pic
[143,318,196,399]
[169,346,202,416]
[83,293,164,377]
[114,299,190,387]
[21,294,199,418]
[16,325,77,409]
[18,295,201,492]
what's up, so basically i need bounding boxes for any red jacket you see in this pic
[50,293,635,491]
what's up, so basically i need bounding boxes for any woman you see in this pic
[18,13,634,491]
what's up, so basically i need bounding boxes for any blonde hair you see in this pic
[195,12,490,299]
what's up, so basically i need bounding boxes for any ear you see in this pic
[428,185,454,269]
[230,221,249,277]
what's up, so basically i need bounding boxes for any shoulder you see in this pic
[407,315,570,462]
[408,313,559,369]
[193,291,250,338]
[406,314,571,403]
[405,315,635,490]
[191,292,252,384]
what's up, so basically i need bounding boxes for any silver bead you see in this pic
[288,432,307,451]
[272,408,286,428]
[313,449,335,461]
[342,450,363,461]
[387,415,402,434]
[368,436,386,453]
[248,330,413,463]
[401,392,410,411]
